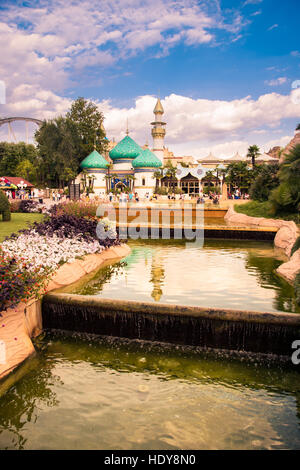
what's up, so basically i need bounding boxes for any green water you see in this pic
[67,239,299,313]
[0,335,299,450]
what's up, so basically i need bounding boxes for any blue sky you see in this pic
[0,0,299,158]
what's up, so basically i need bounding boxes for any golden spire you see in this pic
[126,118,129,136]
[153,98,164,114]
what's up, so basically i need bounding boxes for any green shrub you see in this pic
[294,271,300,306]
[270,144,300,215]
[203,186,220,195]
[0,191,11,221]
[154,187,168,195]
[291,236,300,256]
[249,163,279,202]
[168,187,182,194]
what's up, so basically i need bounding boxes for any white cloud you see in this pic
[243,0,263,5]
[267,24,278,31]
[100,92,299,159]
[265,77,287,86]
[291,50,300,58]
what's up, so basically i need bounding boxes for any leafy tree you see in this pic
[225,162,254,193]
[249,163,280,201]
[296,123,300,131]
[66,97,105,159]
[0,142,40,177]
[35,117,80,187]
[15,159,37,184]
[247,145,261,167]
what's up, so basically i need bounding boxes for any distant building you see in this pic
[197,152,225,168]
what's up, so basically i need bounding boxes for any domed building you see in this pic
[76,99,164,197]
[132,147,162,197]
[77,149,109,195]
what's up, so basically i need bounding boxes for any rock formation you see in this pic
[280,129,300,164]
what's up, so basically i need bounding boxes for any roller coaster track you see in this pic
[0,117,43,143]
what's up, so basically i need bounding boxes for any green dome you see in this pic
[132,148,162,168]
[109,136,142,160]
[80,150,109,169]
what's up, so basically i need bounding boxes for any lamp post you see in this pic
[17,180,27,199]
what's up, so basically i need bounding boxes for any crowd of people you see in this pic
[227,189,250,200]
[3,185,250,205]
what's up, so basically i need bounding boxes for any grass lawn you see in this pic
[0,213,45,242]
[235,201,300,224]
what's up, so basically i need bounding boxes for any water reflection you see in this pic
[0,335,300,450]
[0,355,61,450]
[68,239,299,313]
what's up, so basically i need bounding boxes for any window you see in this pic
[142,178,145,186]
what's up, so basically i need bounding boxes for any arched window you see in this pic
[142,178,145,186]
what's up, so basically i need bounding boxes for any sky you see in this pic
[0,0,299,159]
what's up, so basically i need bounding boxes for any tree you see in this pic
[0,142,40,177]
[15,159,37,183]
[296,123,300,131]
[249,163,280,201]
[35,116,80,188]
[66,97,105,159]
[153,169,164,188]
[163,160,177,190]
[270,144,300,214]
[247,145,261,167]
[225,162,254,193]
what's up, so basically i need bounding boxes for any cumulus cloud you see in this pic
[0,0,251,122]
[99,92,299,159]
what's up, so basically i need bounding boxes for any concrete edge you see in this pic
[43,293,300,327]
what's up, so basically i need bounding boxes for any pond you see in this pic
[0,335,299,450]
[64,239,299,314]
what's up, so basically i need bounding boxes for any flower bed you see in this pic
[50,200,99,218]
[0,213,120,311]
[10,199,43,213]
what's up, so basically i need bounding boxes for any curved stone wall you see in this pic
[225,207,300,282]
[0,244,131,381]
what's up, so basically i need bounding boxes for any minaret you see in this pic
[151,98,166,164]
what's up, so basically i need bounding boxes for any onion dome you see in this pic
[80,150,109,169]
[132,148,162,168]
[109,135,142,160]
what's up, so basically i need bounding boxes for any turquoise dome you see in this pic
[109,136,142,160]
[80,150,109,169]
[132,148,162,168]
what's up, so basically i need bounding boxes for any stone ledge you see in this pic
[0,243,131,381]
[225,207,300,282]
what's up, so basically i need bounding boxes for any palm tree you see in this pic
[247,145,261,167]
[80,168,88,191]
[153,169,164,188]
[127,174,136,191]
[279,144,300,207]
